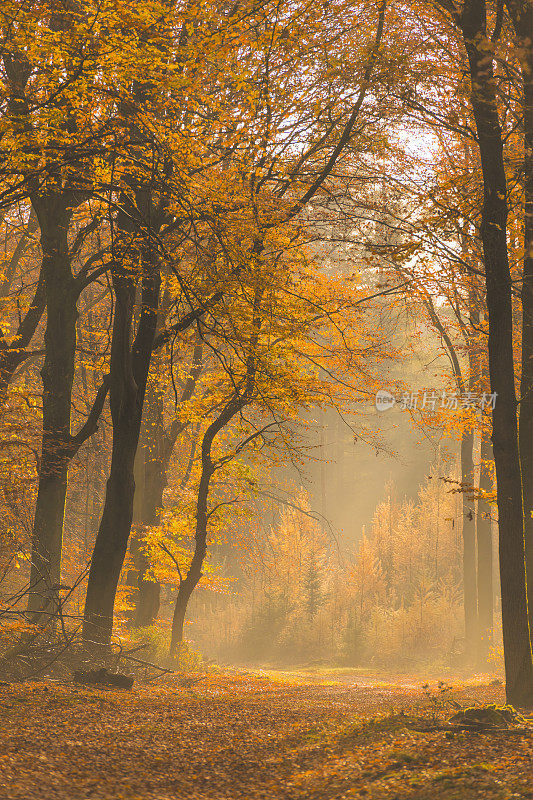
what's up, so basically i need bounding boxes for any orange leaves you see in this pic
[0,674,527,799]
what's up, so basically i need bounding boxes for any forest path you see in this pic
[0,670,531,799]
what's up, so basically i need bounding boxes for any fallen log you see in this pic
[73,667,134,690]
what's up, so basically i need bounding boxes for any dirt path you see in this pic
[0,671,531,799]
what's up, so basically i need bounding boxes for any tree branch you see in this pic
[67,374,110,457]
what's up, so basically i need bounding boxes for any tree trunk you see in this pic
[28,202,76,615]
[505,0,533,652]
[170,466,211,654]
[131,450,165,628]
[461,428,477,653]
[82,258,160,647]
[125,399,159,629]
[477,429,494,662]
[132,336,202,627]
[134,557,161,627]
[169,294,260,655]
[418,289,479,652]
[129,350,167,628]
[460,0,533,704]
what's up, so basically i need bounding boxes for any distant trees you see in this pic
[194,477,464,666]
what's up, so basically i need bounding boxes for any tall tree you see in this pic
[82,184,164,645]
[443,0,533,703]
[504,0,533,649]
[0,0,143,615]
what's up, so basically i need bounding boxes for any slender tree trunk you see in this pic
[170,465,211,653]
[131,337,202,626]
[319,411,327,534]
[461,428,477,653]
[0,212,44,403]
[418,289,479,652]
[477,429,494,662]
[460,0,533,704]
[169,297,260,655]
[28,202,76,615]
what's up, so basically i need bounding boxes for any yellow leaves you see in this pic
[0,674,527,799]
[139,505,228,591]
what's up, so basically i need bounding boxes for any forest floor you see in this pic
[0,669,532,800]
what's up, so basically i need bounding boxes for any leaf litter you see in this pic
[0,671,531,799]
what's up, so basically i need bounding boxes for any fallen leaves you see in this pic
[0,672,531,799]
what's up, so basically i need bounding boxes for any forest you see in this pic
[0,0,532,798]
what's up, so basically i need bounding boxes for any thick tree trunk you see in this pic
[461,428,477,653]
[522,39,533,651]
[131,454,164,628]
[521,284,533,654]
[129,362,167,628]
[28,203,76,615]
[460,0,533,704]
[134,561,161,627]
[125,410,158,628]
[477,430,494,662]
[505,0,533,651]
[82,261,160,647]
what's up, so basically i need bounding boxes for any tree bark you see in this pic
[170,463,211,653]
[477,428,494,662]
[130,337,203,627]
[82,251,161,647]
[130,428,165,628]
[504,0,533,652]
[461,428,477,653]
[28,201,76,615]
[459,0,533,704]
